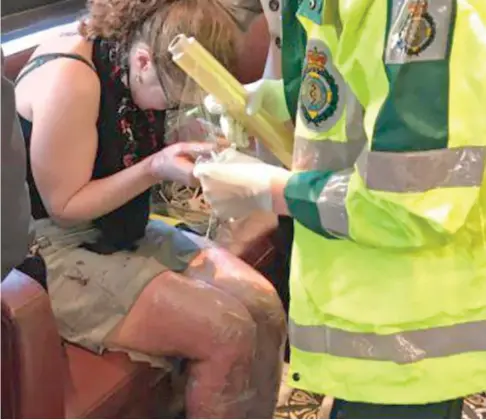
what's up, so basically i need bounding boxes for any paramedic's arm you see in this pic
[270,148,486,249]
[1,72,34,279]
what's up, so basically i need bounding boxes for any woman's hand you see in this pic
[149,142,217,187]
[166,115,231,149]
[166,117,216,144]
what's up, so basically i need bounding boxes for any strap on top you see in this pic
[15,52,96,86]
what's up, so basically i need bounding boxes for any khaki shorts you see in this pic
[35,218,200,368]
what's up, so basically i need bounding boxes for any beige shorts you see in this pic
[35,218,201,367]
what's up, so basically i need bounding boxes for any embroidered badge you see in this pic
[385,0,451,64]
[299,39,344,132]
[396,0,436,56]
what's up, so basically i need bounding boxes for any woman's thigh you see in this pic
[105,269,257,360]
[40,219,202,354]
[39,217,281,361]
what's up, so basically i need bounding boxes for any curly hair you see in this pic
[79,0,239,97]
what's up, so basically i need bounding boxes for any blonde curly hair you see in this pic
[79,0,239,97]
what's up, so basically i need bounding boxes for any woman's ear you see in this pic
[131,44,155,80]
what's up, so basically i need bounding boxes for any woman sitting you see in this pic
[14,0,286,417]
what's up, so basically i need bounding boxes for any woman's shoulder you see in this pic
[28,34,96,73]
[16,35,101,117]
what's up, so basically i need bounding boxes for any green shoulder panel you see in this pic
[372,0,457,152]
[282,0,308,121]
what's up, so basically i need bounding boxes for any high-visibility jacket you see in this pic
[284,0,486,404]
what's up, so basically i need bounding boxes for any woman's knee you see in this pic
[210,302,258,362]
[236,275,286,337]
[186,247,287,337]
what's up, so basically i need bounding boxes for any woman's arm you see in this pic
[30,62,158,226]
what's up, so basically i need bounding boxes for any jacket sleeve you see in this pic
[284,146,486,249]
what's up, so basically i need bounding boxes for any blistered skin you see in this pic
[105,236,286,418]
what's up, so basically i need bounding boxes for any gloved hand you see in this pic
[204,78,290,121]
[203,79,291,150]
[193,148,290,220]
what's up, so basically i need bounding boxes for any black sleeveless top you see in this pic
[17,38,167,252]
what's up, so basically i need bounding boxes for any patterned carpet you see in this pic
[274,365,486,419]
[463,394,486,420]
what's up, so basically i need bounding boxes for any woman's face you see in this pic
[128,44,203,111]
[128,45,176,110]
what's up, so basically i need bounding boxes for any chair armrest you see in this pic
[214,211,278,270]
[1,270,66,418]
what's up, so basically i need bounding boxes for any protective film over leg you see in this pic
[104,270,258,418]
[184,240,287,418]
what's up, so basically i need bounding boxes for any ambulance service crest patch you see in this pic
[396,0,436,56]
[299,39,344,132]
[385,0,451,64]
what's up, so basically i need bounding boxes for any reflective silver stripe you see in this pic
[294,90,363,236]
[316,170,351,237]
[293,136,365,171]
[289,318,486,364]
[306,145,485,237]
[357,146,486,193]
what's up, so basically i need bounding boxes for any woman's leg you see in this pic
[183,237,287,418]
[105,270,258,418]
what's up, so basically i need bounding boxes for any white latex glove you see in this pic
[218,113,251,149]
[204,78,290,121]
[203,79,291,151]
[193,148,289,220]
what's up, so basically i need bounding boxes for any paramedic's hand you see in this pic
[204,79,291,122]
[193,148,290,220]
[204,79,290,149]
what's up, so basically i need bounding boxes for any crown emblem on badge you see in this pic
[300,42,341,130]
[408,0,428,16]
[394,0,435,56]
[307,47,327,69]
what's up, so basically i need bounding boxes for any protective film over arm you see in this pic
[285,0,486,249]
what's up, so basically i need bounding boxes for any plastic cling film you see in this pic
[168,34,294,168]
[179,231,287,418]
[164,106,224,147]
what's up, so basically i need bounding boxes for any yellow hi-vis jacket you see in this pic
[283,0,486,404]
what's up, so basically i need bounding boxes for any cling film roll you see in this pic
[168,34,294,168]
